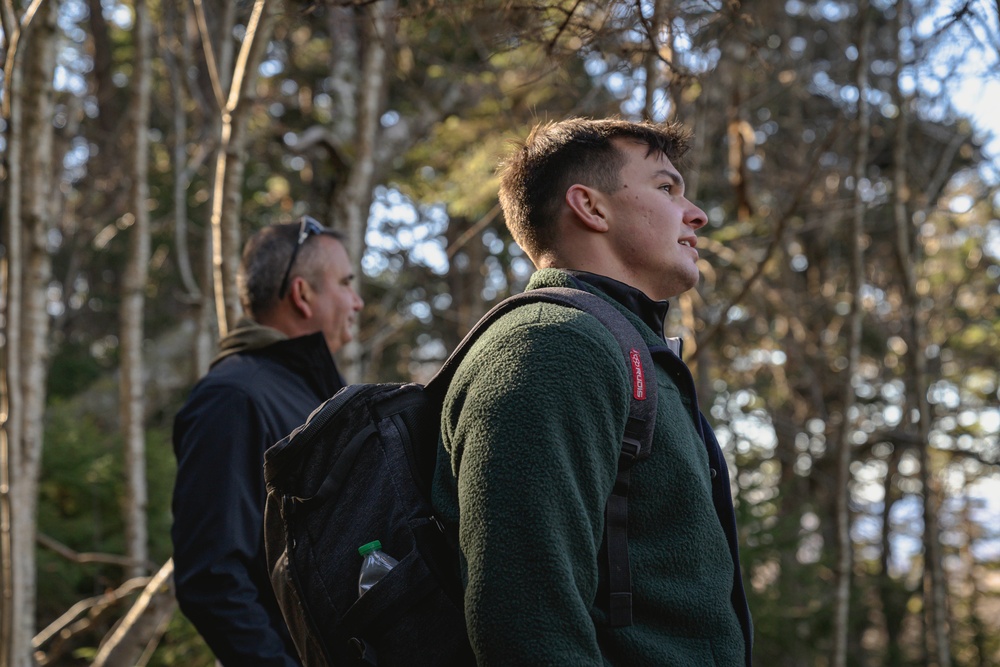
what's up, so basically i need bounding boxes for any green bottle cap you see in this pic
[358,540,382,556]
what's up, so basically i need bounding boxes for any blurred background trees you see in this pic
[2,0,998,664]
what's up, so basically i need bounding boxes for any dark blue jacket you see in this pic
[172,324,344,666]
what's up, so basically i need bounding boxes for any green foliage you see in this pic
[46,341,106,400]
[37,407,178,653]
[147,612,216,667]
[38,410,126,619]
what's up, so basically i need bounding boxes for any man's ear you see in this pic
[287,277,314,319]
[565,184,609,233]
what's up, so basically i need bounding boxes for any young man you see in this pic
[432,118,753,665]
[172,218,364,666]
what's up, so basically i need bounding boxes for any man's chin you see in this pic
[653,275,700,300]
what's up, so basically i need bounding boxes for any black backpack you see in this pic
[263,287,657,666]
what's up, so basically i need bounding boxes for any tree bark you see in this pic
[0,2,25,662]
[120,0,154,580]
[641,0,665,121]
[327,4,360,146]
[890,3,951,663]
[333,0,396,382]
[1,2,57,665]
[86,0,123,139]
[162,0,203,302]
[204,0,281,336]
[832,3,871,666]
[164,0,214,376]
[879,444,905,667]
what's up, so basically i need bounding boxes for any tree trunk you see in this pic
[832,3,871,666]
[327,4,360,144]
[720,23,752,225]
[205,0,281,336]
[641,0,666,121]
[164,0,214,376]
[120,0,153,580]
[890,3,951,663]
[2,2,58,665]
[333,0,396,382]
[0,2,25,661]
[163,0,203,302]
[957,495,985,667]
[880,444,905,667]
[444,214,488,347]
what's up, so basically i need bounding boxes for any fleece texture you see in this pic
[433,269,751,666]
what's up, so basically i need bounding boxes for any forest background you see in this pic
[1,0,999,665]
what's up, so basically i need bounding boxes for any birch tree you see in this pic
[332,0,395,381]
[832,4,871,665]
[0,1,58,665]
[0,2,24,661]
[197,0,282,336]
[119,0,153,580]
[163,0,215,374]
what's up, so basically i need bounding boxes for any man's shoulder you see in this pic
[450,299,626,394]
[474,298,620,350]
[187,349,297,404]
[203,349,274,383]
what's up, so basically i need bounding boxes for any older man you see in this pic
[172,218,363,665]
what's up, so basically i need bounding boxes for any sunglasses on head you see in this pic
[278,215,326,299]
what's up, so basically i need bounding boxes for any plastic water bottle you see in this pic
[357,540,398,597]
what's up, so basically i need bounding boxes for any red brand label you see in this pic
[630,349,645,400]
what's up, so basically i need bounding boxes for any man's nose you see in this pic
[685,200,708,230]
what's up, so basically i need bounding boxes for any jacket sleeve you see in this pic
[441,309,630,666]
[171,384,299,667]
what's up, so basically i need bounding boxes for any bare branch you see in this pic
[224,0,267,113]
[547,0,585,55]
[190,0,226,111]
[92,560,176,667]
[0,0,46,121]
[691,121,841,359]
[32,578,149,650]
[36,533,157,571]
[446,203,501,260]
[209,0,274,337]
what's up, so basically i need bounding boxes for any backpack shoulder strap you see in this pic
[428,286,655,628]
[428,288,656,430]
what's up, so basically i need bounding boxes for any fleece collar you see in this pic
[526,269,670,341]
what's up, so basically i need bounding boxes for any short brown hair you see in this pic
[498,117,691,259]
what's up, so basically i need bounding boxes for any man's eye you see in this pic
[660,184,672,193]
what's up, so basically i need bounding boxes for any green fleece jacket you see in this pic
[432,269,747,666]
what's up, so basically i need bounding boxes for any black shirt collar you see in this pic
[563,270,670,341]
[257,332,345,391]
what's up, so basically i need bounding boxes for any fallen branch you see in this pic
[33,576,152,666]
[92,558,176,667]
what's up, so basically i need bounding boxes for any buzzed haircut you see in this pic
[498,117,692,259]
[237,221,346,320]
